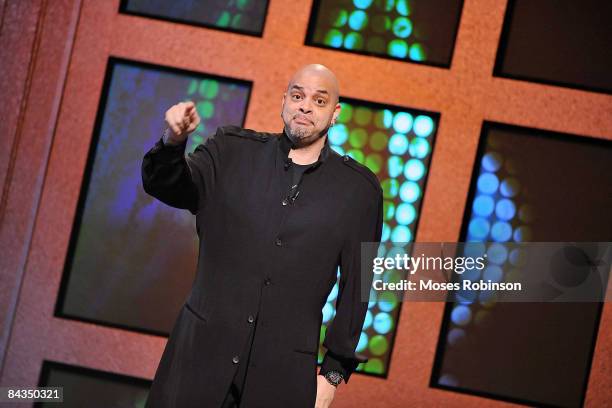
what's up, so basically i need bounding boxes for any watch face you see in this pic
[326,371,342,385]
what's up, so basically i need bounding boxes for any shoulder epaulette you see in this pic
[341,154,382,192]
[220,125,270,142]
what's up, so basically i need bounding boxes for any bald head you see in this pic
[286,64,340,105]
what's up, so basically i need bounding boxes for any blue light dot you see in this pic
[388,39,408,58]
[356,331,369,352]
[391,225,411,242]
[353,0,373,9]
[473,195,495,217]
[396,0,410,16]
[413,115,434,137]
[387,156,404,178]
[491,221,512,242]
[447,328,465,346]
[486,242,508,265]
[399,181,421,203]
[451,305,472,326]
[363,310,373,328]
[326,283,338,302]
[409,43,426,61]
[348,10,368,30]
[378,292,397,312]
[495,199,516,221]
[392,112,413,133]
[328,123,348,145]
[392,17,412,38]
[388,133,409,155]
[381,223,391,242]
[468,217,490,240]
[483,265,503,282]
[482,152,503,172]
[404,159,425,181]
[477,172,499,195]
[373,312,393,334]
[395,203,416,225]
[408,137,429,158]
[513,226,531,242]
[500,177,520,197]
[383,109,394,128]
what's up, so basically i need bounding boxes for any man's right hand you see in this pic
[164,101,201,144]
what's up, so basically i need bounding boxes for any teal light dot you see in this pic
[391,225,412,242]
[399,181,421,203]
[404,159,425,181]
[344,32,364,50]
[328,124,348,145]
[388,39,408,58]
[326,284,338,302]
[369,131,388,151]
[409,43,426,61]
[373,312,393,334]
[395,203,416,225]
[381,222,391,241]
[382,179,399,199]
[413,115,434,137]
[392,112,413,133]
[409,137,430,158]
[356,332,369,352]
[383,109,394,128]
[349,128,368,148]
[348,10,368,31]
[363,310,372,329]
[324,29,344,48]
[322,302,334,323]
[387,156,404,177]
[396,0,410,16]
[378,291,398,312]
[392,17,412,39]
[388,133,409,155]
[331,145,345,155]
[353,0,373,9]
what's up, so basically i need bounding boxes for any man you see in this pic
[142,64,383,407]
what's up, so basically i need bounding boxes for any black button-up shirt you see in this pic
[142,125,383,407]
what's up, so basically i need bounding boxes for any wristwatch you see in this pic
[323,370,344,387]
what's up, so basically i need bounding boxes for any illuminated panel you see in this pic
[37,361,150,407]
[56,57,251,335]
[319,98,439,376]
[306,0,464,67]
[495,0,612,93]
[431,123,612,407]
[120,0,270,36]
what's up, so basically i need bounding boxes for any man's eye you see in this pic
[317,99,326,105]
[292,94,301,100]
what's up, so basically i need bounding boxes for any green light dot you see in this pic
[199,80,219,99]
[409,43,426,61]
[192,134,204,144]
[364,358,384,374]
[349,128,368,148]
[187,79,198,95]
[383,200,395,221]
[382,179,399,199]
[216,11,231,27]
[230,13,243,28]
[236,0,252,10]
[196,101,215,119]
[373,111,387,129]
[328,8,348,28]
[354,107,373,126]
[369,131,388,151]
[320,326,326,343]
[388,39,408,58]
[371,15,391,34]
[383,0,394,12]
[337,103,353,123]
[369,335,388,356]
[347,149,365,164]
[365,153,383,174]
[344,32,364,50]
[324,29,344,48]
[392,17,412,38]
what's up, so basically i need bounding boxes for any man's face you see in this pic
[281,71,340,148]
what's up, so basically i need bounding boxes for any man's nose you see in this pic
[299,99,313,114]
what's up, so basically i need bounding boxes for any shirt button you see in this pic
[275,238,282,246]
[282,198,288,206]
[264,278,272,286]
[247,315,255,323]
[343,155,349,162]
[232,356,240,364]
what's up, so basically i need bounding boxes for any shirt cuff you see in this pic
[319,350,368,384]
[150,134,188,163]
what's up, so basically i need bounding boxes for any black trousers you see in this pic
[221,318,257,408]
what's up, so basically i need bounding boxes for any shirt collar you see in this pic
[278,128,331,171]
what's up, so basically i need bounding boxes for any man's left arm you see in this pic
[319,186,383,386]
